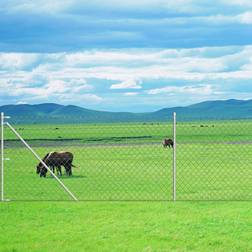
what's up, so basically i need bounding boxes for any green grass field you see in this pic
[1,120,252,251]
[5,120,252,143]
[3,120,252,201]
[1,202,252,251]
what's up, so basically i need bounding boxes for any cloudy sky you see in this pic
[1,0,252,112]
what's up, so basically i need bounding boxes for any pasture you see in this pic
[3,120,252,201]
[1,201,252,252]
[1,120,252,251]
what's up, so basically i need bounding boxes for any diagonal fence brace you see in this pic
[5,122,78,201]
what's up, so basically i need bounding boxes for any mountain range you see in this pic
[1,99,252,124]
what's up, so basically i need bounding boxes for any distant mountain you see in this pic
[0,103,64,116]
[1,99,252,124]
[154,99,252,120]
[0,103,145,124]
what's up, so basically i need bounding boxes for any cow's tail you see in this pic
[71,164,79,169]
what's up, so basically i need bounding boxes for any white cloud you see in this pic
[3,46,252,79]
[1,0,202,15]
[64,51,163,66]
[241,57,252,70]
[123,92,139,96]
[59,93,103,103]
[16,101,28,105]
[46,79,92,93]
[62,48,232,72]
[0,53,39,70]
[3,1,73,14]
[1,46,252,94]
[222,0,252,8]
[110,79,142,89]
[1,46,252,109]
[238,12,252,24]
[2,77,94,100]
[161,12,252,25]
[147,84,214,95]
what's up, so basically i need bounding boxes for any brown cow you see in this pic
[36,151,75,177]
[163,138,174,148]
[36,152,62,176]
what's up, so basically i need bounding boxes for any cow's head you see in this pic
[39,167,47,177]
[36,153,50,177]
[36,162,47,177]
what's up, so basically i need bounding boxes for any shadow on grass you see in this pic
[45,175,87,179]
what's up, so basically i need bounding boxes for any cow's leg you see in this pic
[56,166,62,176]
[63,164,68,176]
[50,166,55,176]
[65,163,72,176]
[40,169,44,177]
[55,166,59,175]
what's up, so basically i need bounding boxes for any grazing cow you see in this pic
[36,151,75,177]
[36,152,62,176]
[163,138,174,148]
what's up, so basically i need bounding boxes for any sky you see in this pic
[1,0,252,112]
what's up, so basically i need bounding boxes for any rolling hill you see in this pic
[1,99,252,124]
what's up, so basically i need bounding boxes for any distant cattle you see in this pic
[36,151,76,177]
[163,138,174,148]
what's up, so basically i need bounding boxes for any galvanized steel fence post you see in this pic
[173,112,177,201]
[1,112,4,201]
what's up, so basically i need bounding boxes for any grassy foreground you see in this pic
[0,202,252,252]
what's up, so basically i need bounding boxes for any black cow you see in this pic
[163,138,174,148]
[36,151,75,177]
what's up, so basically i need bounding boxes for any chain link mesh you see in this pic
[3,119,173,201]
[176,118,252,200]
[2,115,252,201]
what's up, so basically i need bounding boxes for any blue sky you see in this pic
[1,0,252,112]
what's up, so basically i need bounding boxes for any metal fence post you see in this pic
[173,112,176,201]
[1,112,4,201]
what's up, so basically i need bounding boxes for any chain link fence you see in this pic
[176,117,252,200]
[1,113,252,201]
